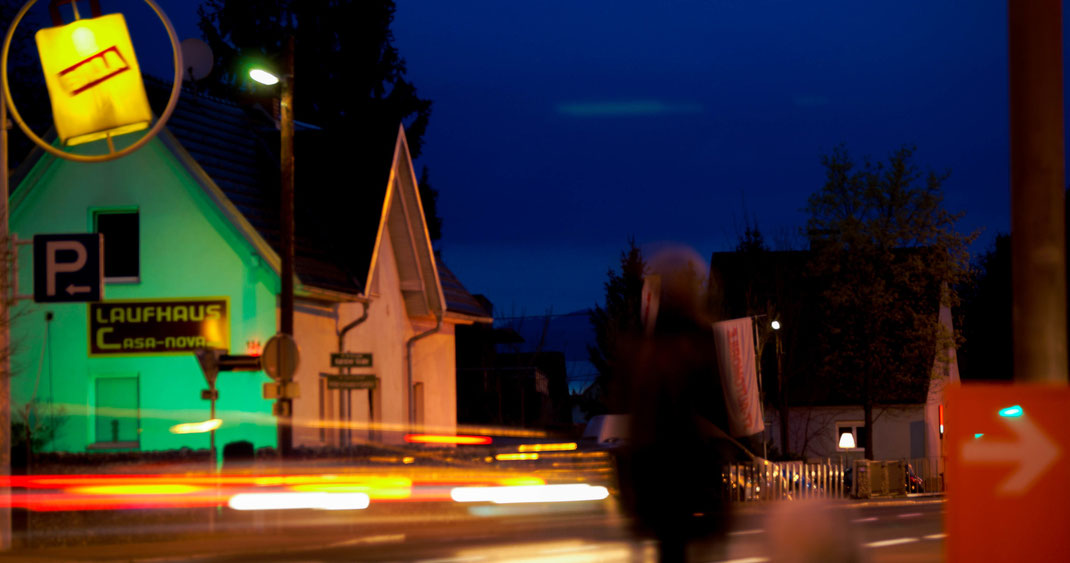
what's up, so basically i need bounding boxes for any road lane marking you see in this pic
[540,544,600,555]
[728,529,765,536]
[864,537,919,548]
[327,534,406,548]
[851,517,878,523]
[924,533,948,540]
[897,512,923,518]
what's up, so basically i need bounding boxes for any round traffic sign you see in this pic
[262,333,300,381]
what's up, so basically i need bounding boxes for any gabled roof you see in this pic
[11,82,489,321]
[152,83,366,296]
[437,256,493,323]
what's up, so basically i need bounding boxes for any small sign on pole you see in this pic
[331,353,372,368]
[322,373,377,390]
[263,381,301,400]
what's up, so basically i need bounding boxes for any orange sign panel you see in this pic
[946,384,1070,561]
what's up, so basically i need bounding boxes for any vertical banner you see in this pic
[713,317,764,437]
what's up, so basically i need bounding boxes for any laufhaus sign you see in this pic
[89,297,229,356]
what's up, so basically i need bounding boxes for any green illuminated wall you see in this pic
[10,135,279,454]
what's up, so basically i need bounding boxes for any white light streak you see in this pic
[169,419,222,434]
[864,537,919,548]
[228,492,369,511]
[450,484,609,504]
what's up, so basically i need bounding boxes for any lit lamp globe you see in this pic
[771,320,781,330]
[249,68,280,85]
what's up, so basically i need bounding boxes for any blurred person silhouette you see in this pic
[614,245,734,562]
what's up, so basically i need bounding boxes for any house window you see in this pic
[836,421,866,451]
[92,376,139,448]
[94,210,139,282]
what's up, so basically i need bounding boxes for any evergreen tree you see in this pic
[585,239,646,417]
[957,234,1011,381]
[197,0,431,157]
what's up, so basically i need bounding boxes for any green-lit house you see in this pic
[9,85,491,454]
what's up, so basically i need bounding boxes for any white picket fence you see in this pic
[723,457,945,501]
[723,459,848,501]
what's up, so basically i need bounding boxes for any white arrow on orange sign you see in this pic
[960,413,1061,495]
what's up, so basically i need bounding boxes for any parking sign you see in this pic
[33,233,103,303]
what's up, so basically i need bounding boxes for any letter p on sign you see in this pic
[33,234,104,303]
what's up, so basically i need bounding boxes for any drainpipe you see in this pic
[336,301,369,446]
[337,301,370,352]
[407,314,443,425]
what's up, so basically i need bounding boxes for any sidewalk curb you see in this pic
[730,494,945,515]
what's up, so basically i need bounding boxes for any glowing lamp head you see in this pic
[838,431,856,449]
[771,320,781,330]
[249,68,280,85]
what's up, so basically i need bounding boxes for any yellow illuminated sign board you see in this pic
[88,298,230,356]
[35,13,152,146]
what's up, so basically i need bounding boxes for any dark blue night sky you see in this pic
[64,1,1053,315]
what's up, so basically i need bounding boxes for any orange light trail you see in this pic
[0,471,554,511]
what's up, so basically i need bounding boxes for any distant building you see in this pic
[709,249,957,464]
[9,84,489,455]
[455,305,580,430]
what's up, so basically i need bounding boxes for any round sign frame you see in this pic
[262,333,300,382]
[1,0,183,163]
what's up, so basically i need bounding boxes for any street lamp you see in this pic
[249,36,295,457]
[249,68,280,86]
[771,319,787,457]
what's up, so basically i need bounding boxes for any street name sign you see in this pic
[331,352,372,368]
[947,384,1070,561]
[33,233,103,303]
[322,373,377,390]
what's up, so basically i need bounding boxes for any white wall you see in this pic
[766,404,929,461]
[291,228,460,447]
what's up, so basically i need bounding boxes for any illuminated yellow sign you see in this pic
[88,298,230,356]
[35,13,152,146]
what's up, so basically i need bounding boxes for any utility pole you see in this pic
[0,56,12,551]
[1009,0,1067,383]
[277,34,295,455]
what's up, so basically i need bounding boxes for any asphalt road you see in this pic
[0,497,945,562]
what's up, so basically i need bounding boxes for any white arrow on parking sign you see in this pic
[66,284,91,295]
[960,413,1061,495]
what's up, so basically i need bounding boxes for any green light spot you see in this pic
[999,405,1023,418]
[974,433,984,439]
